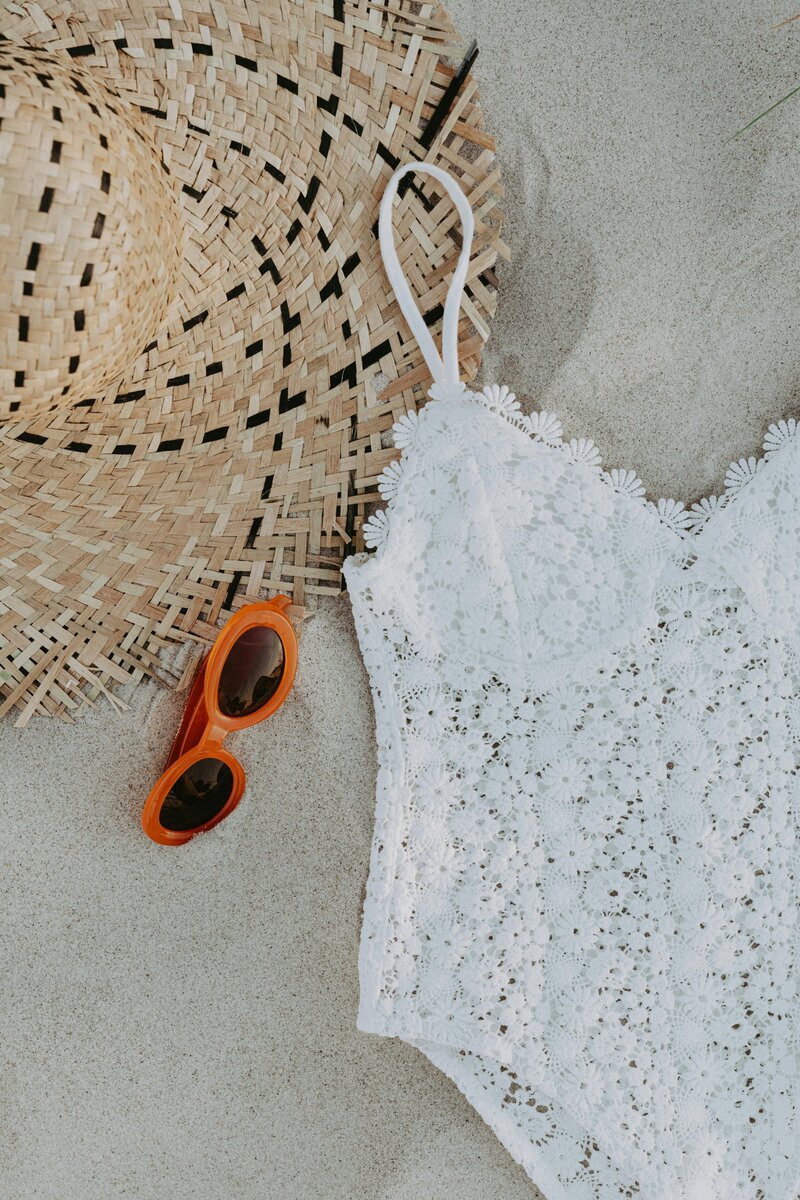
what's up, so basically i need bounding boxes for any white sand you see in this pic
[3,3,800,1196]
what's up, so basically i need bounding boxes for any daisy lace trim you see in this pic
[362,389,798,551]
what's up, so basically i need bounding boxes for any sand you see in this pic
[3,2,800,1196]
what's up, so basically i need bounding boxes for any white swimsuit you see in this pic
[343,162,800,1200]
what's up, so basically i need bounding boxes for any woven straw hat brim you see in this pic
[0,1,505,726]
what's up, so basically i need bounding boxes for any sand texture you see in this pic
[3,2,800,1196]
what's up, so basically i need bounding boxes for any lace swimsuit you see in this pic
[342,162,800,1200]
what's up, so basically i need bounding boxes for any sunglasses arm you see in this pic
[166,653,211,767]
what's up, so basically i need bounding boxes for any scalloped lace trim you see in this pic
[362,380,798,549]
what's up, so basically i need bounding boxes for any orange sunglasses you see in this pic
[142,596,298,845]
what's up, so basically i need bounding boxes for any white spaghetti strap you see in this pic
[378,161,475,387]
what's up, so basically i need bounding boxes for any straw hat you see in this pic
[0,1,505,725]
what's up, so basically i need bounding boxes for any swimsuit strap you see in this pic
[379,160,475,387]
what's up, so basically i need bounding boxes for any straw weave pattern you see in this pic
[0,0,504,724]
[0,47,183,419]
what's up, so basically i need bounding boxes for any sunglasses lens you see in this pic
[158,757,234,832]
[218,625,285,719]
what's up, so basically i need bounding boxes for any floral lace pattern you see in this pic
[343,385,800,1200]
[362,382,798,548]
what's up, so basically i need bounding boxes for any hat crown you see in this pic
[0,46,182,420]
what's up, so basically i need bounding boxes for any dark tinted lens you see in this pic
[218,626,285,719]
[159,757,234,832]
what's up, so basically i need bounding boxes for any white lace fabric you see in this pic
[343,162,800,1200]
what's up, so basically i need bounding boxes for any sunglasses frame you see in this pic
[141,596,297,845]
